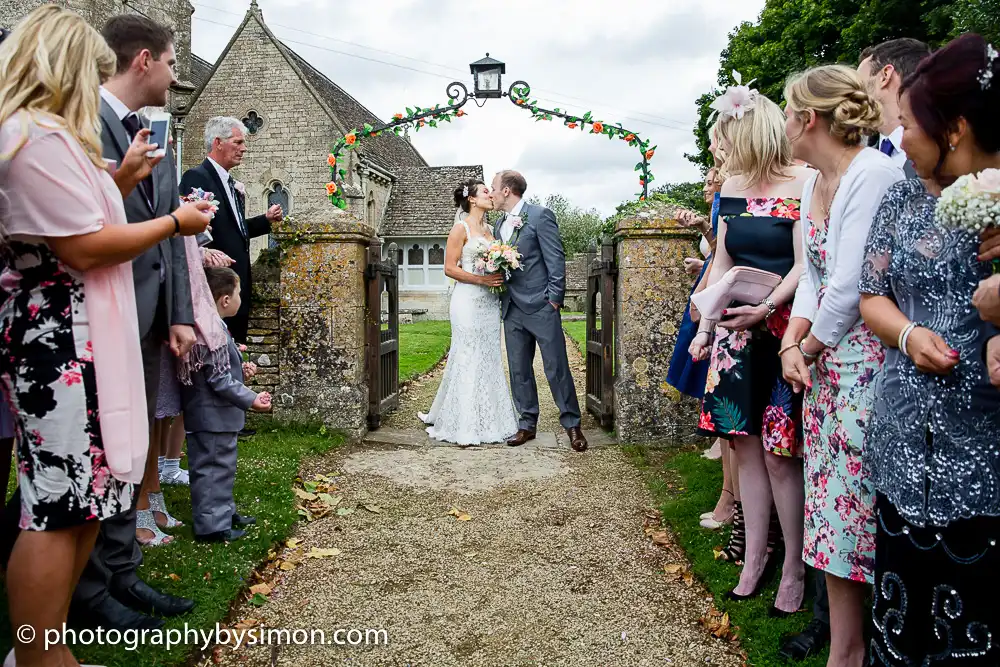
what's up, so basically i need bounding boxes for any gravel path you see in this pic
[212,326,739,667]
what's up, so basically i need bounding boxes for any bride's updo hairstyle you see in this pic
[453,178,485,213]
[784,64,882,146]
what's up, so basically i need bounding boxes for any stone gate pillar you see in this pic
[614,203,703,444]
[272,214,375,438]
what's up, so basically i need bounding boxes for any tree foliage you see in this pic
[653,181,709,215]
[685,0,997,169]
[528,194,605,257]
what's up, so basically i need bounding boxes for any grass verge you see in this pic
[399,320,451,383]
[0,421,343,666]
[626,444,827,667]
[562,321,587,357]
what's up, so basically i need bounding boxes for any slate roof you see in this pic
[282,47,428,172]
[189,54,214,91]
[382,165,485,237]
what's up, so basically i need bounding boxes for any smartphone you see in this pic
[146,111,170,159]
[196,229,214,247]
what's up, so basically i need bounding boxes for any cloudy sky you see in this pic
[189,0,766,217]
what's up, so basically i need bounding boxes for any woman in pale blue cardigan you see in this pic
[780,65,903,664]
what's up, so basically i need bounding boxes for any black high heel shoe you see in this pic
[719,500,745,563]
[725,551,779,601]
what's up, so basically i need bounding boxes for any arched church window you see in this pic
[407,244,424,265]
[366,192,376,226]
[428,243,444,265]
[267,182,290,215]
[242,110,264,135]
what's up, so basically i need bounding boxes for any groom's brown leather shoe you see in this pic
[567,427,588,452]
[506,429,536,447]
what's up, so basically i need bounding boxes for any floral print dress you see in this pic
[697,197,803,456]
[800,214,884,583]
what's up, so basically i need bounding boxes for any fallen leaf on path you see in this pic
[249,593,268,607]
[303,481,318,493]
[286,538,302,549]
[361,503,381,513]
[249,583,272,596]
[234,618,261,631]
[336,507,355,517]
[664,563,684,574]
[448,507,472,521]
[683,571,694,587]
[294,488,318,501]
[700,609,734,640]
[279,561,297,571]
[168,573,181,582]
[712,545,725,560]
[647,530,671,547]
[306,547,342,558]
[318,493,341,507]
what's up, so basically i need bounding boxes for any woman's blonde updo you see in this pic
[716,95,794,189]
[784,65,882,146]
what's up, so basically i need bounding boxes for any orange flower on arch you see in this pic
[327,154,336,168]
[639,179,645,186]
[418,120,425,127]
[393,113,403,120]
[592,122,604,134]
[624,133,636,142]
[516,99,525,105]
[645,149,655,160]
[325,182,337,196]
[567,122,577,129]
[456,109,466,117]
[344,133,357,145]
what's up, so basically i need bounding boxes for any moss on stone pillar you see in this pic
[614,204,704,445]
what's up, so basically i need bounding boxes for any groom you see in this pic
[490,171,587,452]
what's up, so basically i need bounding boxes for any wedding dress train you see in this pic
[418,223,519,445]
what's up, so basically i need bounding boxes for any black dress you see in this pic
[696,197,804,457]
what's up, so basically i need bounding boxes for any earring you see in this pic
[950,144,956,151]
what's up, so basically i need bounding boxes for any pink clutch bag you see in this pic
[690,267,782,321]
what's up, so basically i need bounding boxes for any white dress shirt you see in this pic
[207,157,246,237]
[878,126,908,169]
[500,198,525,243]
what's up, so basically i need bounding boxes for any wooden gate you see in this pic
[365,239,399,429]
[584,239,616,428]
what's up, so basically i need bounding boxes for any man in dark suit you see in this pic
[180,117,282,344]
[68,14,197,632]
[857,38,932,181]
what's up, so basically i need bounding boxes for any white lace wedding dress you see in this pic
[418,221,519,445]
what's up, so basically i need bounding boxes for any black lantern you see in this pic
[470,53,505,99]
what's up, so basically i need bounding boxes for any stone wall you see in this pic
[245,261,280,396]
[564,254,590,313]
[613,204,703,445]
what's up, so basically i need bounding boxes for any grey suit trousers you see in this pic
[503,303,581,431]
[73,328,161,604]
[186,431,238,536]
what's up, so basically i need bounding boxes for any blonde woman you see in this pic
[0,7,210,664]
[780,65,902,667]
[689,82,813,613]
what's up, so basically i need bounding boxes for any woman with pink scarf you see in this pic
[0,7,211,664]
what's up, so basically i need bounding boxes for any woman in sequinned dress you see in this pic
[859,35,1000,666]
[689,89,815,614]
[780,65,903,665]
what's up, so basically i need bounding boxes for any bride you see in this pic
[417,179,520,445]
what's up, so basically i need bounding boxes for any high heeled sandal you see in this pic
[149,492,183,528]
[719,500,745,563]
[136,509,174,546]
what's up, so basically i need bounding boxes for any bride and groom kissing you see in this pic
[418,170,588,452]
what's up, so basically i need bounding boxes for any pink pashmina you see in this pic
[176,235,230,384]
[0,112,147,483]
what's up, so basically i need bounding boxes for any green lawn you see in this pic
[563,320,587,357]
[627,445,827,667]
[0,421,344,666]
[398,320,451,383]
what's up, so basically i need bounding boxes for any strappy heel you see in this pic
[719,500,745,562]
[137,509,174,546]
[149,492,183,529]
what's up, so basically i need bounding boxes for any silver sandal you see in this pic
[149,492,183,529]
[136,509,174,546]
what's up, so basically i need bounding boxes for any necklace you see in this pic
[814,149,853,220]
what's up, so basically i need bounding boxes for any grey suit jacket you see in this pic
[181,329,256,433]
[99,100,193,338]
[495,202,566,317]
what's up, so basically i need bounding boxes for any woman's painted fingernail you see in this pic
[949,350,960,358]
[722,309,728,315]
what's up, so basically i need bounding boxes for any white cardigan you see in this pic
[790,148,904,348]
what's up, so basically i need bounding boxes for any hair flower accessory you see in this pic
[979,43,998,90]
[709,70,760,122]
[462,185,469,197]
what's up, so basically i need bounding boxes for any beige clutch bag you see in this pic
[690,267,781,321]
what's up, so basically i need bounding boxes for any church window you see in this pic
[428,244,444,265]
[394,239,448,290]
[407,244,424,265]
[267,183,289,214]
[242,110,264,135]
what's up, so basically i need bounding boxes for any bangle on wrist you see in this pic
[169,213,180,236]
[898,322,917,358]
[798,341,818,361]
[778,342,799,356]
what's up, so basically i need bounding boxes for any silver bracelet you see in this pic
[759,296,776,316]
[898,322,917,358]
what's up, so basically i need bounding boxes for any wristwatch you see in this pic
[759,296,776,316]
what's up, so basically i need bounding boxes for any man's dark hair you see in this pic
[860,38,932,81]
[205,267,240,302]
[497,170,527,197]
[102,15,175,75]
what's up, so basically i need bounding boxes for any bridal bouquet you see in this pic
[936,168,1000,271]
[474,241,522,294]
[180,187,221,216]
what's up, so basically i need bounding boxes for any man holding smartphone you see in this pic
[67,13,197,632]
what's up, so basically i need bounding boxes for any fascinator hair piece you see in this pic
[709,70,760,122]
[979,43,998,91]
[462,185,469,197]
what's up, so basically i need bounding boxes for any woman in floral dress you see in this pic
[0,8,211,664]
[689,84,814,614]
[780,65,903,665]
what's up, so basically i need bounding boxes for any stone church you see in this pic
[1,0,480,319]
